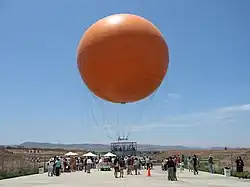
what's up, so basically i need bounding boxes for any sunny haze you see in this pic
[0,0,249,147]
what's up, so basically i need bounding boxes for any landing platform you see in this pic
[0,167,249,187]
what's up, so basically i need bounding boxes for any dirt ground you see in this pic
[0,147,86,172]
[1,147,250,172]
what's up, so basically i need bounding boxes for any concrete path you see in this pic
[0,167,249,187]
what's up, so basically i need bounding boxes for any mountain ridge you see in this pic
[18,141,206,151]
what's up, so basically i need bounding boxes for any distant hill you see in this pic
[19,142,204,151]
[19,142,109,151]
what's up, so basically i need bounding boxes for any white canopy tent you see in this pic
[64,151,78,156]
[83,152,97,157]
[104,152,116,157]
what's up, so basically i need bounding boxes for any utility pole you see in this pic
[230,154,233,171]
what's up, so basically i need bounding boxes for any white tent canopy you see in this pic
[64,151,78,156]
[104,152,116,157]
[83,152,97,157]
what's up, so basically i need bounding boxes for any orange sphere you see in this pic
[77,14,169,103]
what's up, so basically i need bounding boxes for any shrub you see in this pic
[0,167,38,180]
[197,162,250,179]
[231,171,250,179]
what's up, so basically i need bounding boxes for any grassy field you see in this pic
[153,148,250,171]
[153,149,250,179]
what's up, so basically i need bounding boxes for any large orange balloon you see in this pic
[77,14,169,103]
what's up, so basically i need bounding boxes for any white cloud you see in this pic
[130,104,250,132]
[165,93,181,102]
[215,104,250,113]
[167,93,181,99]
[131,123,197,132]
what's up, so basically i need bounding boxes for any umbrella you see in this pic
[83,152,97,157]
[104,152,116,157]
[64,151,78,156]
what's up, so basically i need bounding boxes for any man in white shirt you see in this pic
[86,157,93,173]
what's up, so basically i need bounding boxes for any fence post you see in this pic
[12,157,14,171]
[1,154,4,171]
[44,156,47,171]
[230,154,233,172]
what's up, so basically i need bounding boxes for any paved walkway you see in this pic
[0,167,249,187]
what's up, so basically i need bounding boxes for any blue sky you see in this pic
[0,0,250,147]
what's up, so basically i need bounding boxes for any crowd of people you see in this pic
[161,154,188,181]
[46,154,154,178]
[46,152,246,180]
[110,156,153,178]
[47,156,98,177]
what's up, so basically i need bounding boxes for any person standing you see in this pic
[181,155,185,163]
[86,157,92,173]
[236,156,244,173]
[113,157,119,178]
[146,157,150,170]
[133,157,140,175]
[53,156,57,175]
[119,157,125,178]
[127,156,133,175]
[208,154,214,173]
[60,157,64,173]
[97,157,102,171]
[84,158,87,172]
[192,155,199,175]
[176,155,181,168]
[187,156,192,172]
[76,158,79,171]
[55,157,61,176]
[141,158,146,170]
[166,157,176,181]
[163,157,168,171]
[48,159,54,177]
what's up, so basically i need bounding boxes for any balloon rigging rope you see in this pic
[139,88,158,123]
[87,70,163,141]
[88,81,160,141]
[89,92,115,141]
